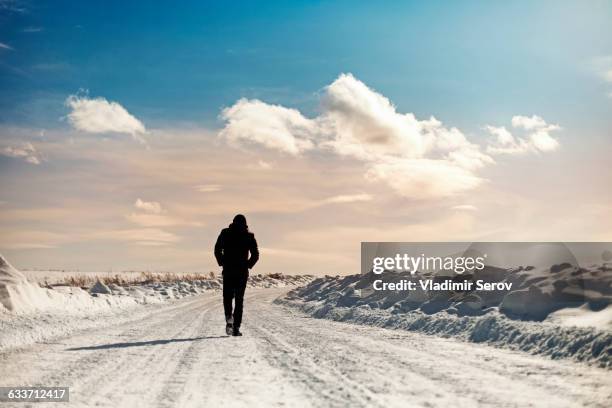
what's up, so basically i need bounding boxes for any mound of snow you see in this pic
[90,281,112,294]
[281,267,612,367]
[298,264,612,323]
[0,254,61,313]
[546,304,612,328]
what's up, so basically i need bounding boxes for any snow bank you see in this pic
[0,253,312,351]
[279,267,612,368]
[0,254,160,315]
[0,254,75,313]
[1,252,311,316]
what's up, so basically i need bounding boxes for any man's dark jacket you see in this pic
[214,223,259,273]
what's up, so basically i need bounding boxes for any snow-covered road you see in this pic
[1,288,610,408]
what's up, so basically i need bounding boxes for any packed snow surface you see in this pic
[1,289,610,407]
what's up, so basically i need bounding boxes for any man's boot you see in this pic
[225,316,233,336]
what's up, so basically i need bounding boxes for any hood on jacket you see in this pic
[229,214,248,232]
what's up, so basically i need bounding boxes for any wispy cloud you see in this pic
[0,42,13,50]
[93,228,181,246]
[0,0,27,13]
[22,26,43,33]
[451,204,478,211]
[126,213,183,228]
[0,230,68,250]
[32,62,70,71]
[1,142,41,164]
[322,193,373,204]
[65,94,147,143]
[195,184,222,193]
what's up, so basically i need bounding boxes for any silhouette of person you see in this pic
[214,214,259,336]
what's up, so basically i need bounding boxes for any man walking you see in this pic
[214,214,259,336]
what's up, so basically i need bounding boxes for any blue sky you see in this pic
[1,0,610,130]
[0,1,611,273]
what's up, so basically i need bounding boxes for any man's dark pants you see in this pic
[222,271,248,328]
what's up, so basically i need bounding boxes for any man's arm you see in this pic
[247,234,259,269]
[214,230,225,267]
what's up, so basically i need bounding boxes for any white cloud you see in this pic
[511,115,549,130]
[0,42,12,50]
[317,75,494,175]
[1,142,41,164]
[322,193,373,204]
[134,198,162,214]
[529,129,560,152]
[195,184,222,193]
[297,74,491,172]
[320,73,427,159]
[220,74,560,199]
[65,94,146,142]
[219,98,316,155]
[220,74,493,199]
[485,125,514,145]
[486,115,560,155]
